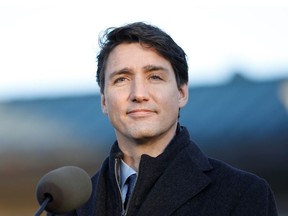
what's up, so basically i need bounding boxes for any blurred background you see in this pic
[0,0,287,215]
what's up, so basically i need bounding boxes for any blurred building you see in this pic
[0,74,287,215]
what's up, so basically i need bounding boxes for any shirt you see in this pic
[120,160,137,203]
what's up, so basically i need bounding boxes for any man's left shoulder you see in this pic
[205,158,278,214]
[207,158,272,192]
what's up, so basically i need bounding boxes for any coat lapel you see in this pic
[137,144,212,216]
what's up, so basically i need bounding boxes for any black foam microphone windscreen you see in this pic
[36,166,92,214]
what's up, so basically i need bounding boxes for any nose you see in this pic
[130,77,149,103]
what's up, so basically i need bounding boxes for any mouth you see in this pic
[127,109,156,117]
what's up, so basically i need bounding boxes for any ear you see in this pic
[178,84,189,108]
[101,94,108,114]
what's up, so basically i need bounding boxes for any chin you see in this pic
[129,129,157,141]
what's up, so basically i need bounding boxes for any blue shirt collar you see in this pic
[120,159,137,189]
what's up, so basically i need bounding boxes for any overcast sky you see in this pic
[0,0,288,101]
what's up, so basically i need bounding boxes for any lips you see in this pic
[127,109,156,117]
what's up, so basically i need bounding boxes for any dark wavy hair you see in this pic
[96,22,188,94]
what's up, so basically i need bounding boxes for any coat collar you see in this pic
[110,125,213,216]
[137,142,212,216]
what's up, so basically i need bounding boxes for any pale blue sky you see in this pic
[1,0,288,101]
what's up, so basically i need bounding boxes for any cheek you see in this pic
[105,93,123,114]
[157,91,180,110]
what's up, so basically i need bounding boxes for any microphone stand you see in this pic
[34,195,52,216]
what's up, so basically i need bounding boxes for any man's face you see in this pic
[101,43,188,143]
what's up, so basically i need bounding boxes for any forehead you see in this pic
[105,43,172,73]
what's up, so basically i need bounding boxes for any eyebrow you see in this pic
[108,64,169,80]
[108,68,132,80]
[143,64,169,73]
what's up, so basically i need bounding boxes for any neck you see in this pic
[117,124,178,171]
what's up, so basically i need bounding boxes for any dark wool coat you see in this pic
[57,126,278,216]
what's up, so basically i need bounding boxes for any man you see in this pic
[65,22,278,215]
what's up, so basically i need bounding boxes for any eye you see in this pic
[149,74,163,80]
[114,77,127,84]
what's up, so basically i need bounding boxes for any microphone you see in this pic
[35,166,92,215]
